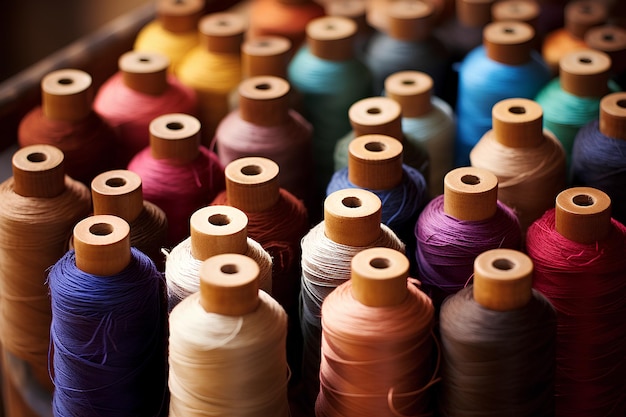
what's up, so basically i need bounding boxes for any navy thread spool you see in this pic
[364,0,450,98]
[585,25,626,90]
[454,20,551,167]
[571,91,626,225]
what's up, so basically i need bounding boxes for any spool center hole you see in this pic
[370,257,390,269]
[240,165,262,176]
[256,40,270,48]
[461,174,480,185]
[579,5,592,14]
[579,57,592,64]
[166,122,184,130]
[602,33,615,42]
[26,152,47,163]
[255,83,271,91]
[342,196,362,208]
[573,194,594,206]
[401,79,416,86]
[57,78,73,85]
[221,264,239,274]
[105,177,127,188]
[503,27,515,34]
[138,57,151,63]
[492,258,514,270]
[89,223,114,236]
[366,107,382,115]
[617,99,626,109]
[364,141,386,152]
[508,106,526,114]
[325,24,336,31]
[217,20,230,27]
[208,214,231,226]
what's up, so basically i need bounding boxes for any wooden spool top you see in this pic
[119,50,169,96]
[555,187,612,244]
[157,0,205,33]
[323,188,382,247]
[325,0,368,33]
[564,0,607,40]
[91,170,144,223]
[149,113,201,162]
[12,144,66,198]
[306,16,357,61]
[41,68,93,122]
[349,96,403,140]
[491,0,540,28]
[225,157,280,212]
[491,98,544,148]
[473,248,533,311]
[199,12,246,54]
[559,49,611,98]
[387,0,435,42]
[585,25,626,68]
[384,70,433,117]
[348,134,403,190]
[73,215,131,276]
[483,21,534,65]
[190,205,249,260]
[599,92,626,140]
[350,247,409,307]
[443,167,499,221]
[238,76,291,126]
[199,253,260,316]
[456,0,495,28]
[241,35,292,79]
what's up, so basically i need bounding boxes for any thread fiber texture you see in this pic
[134,20,199,72]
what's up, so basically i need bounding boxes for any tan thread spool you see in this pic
[387,0,435,42]
[199,12,247,55]
[559,49,611,98]
[73,215,132,277]
[564,0,607,40]
[199,253,260,316]
[456,0,495,28]
[585,25,626,73]
[483,21,535,65]
[225,157,281,212]
[149,113,201,163]
[443,167,499,222]
[325,0,369,36]
[349,96,404,141]
[12,144,66,198]
[238,76,291,126]
[384,70,433,118]
[241,35,293,79]
[555,187,612,244]
[157,0,205,33]
[91,170,144,223]
[41,69,93,122]
[190,205,249,261]
[599,91,626,140]
[473,248,533,311]
[306,16,357,61]
[323,188,383,247]
[491,97,545,148]
[491,0,540,28]
[119,50,170,96]
[350,247,409,307]
[348,134,403,190]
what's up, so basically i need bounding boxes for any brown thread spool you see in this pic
[473,248,533,311]
[456,0,495,28]
[491,97,546,148]
[564,0,607,40]
[306,16,357,61]
[149,113,201,163]
[348,134,403,190]
[387,0,435,42]
[199,253,260,316]
[225,157,281,212]
[119,50,169,96]
[349,96,404,140]
[323,188,383,247]
[599,91,626,140]
[73,215,131,277]
[41,69,93,122]
[350,247,409,307]
[555,187,612,244]
[325,0,369,36]
[157,0,205,33]
[559,49,612,97]
[190,205,249,260]
[238,76,291,127]
[585,25,626,75]
[443,166,499,221]
[483,21,535,65]
[12,144,66,198]
[491,0,540,28]
[199,12,247,55]
[91,170,144,223]
[241,35,293,79]
[384,70,433,118]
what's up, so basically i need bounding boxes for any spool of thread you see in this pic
[215,75,314,204]
[0,144,91,417]
[526,187,626,417]
[470,97,567,233]
[48,215,168,417]
[247,0,325,51]
[327,134,428,271]
[93,50,198,166]
[542,0,608,75]
[127,113,225,247]
[18,68,117,185]
[439,248,556,416]
[165,205,272,311]
[571,92,626,226]
[175,12,245,144]
[334,95,430,181]
[384,70,456,196]
[316,247,437,417]
[492,0,542,49]
[134,0,204,71]
[364,0,450,98]
[168,253,290,417]
[91,169,168,269]
[455,20,551,167]
[585,24,626,88]
[414,166,523,308]
[325,0,373,60]
[287,15,373,203]
[241,35,293,80]
[299,188,405,413]
[535,48,615,164]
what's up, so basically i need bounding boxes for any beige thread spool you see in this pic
[323,188,383,247]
